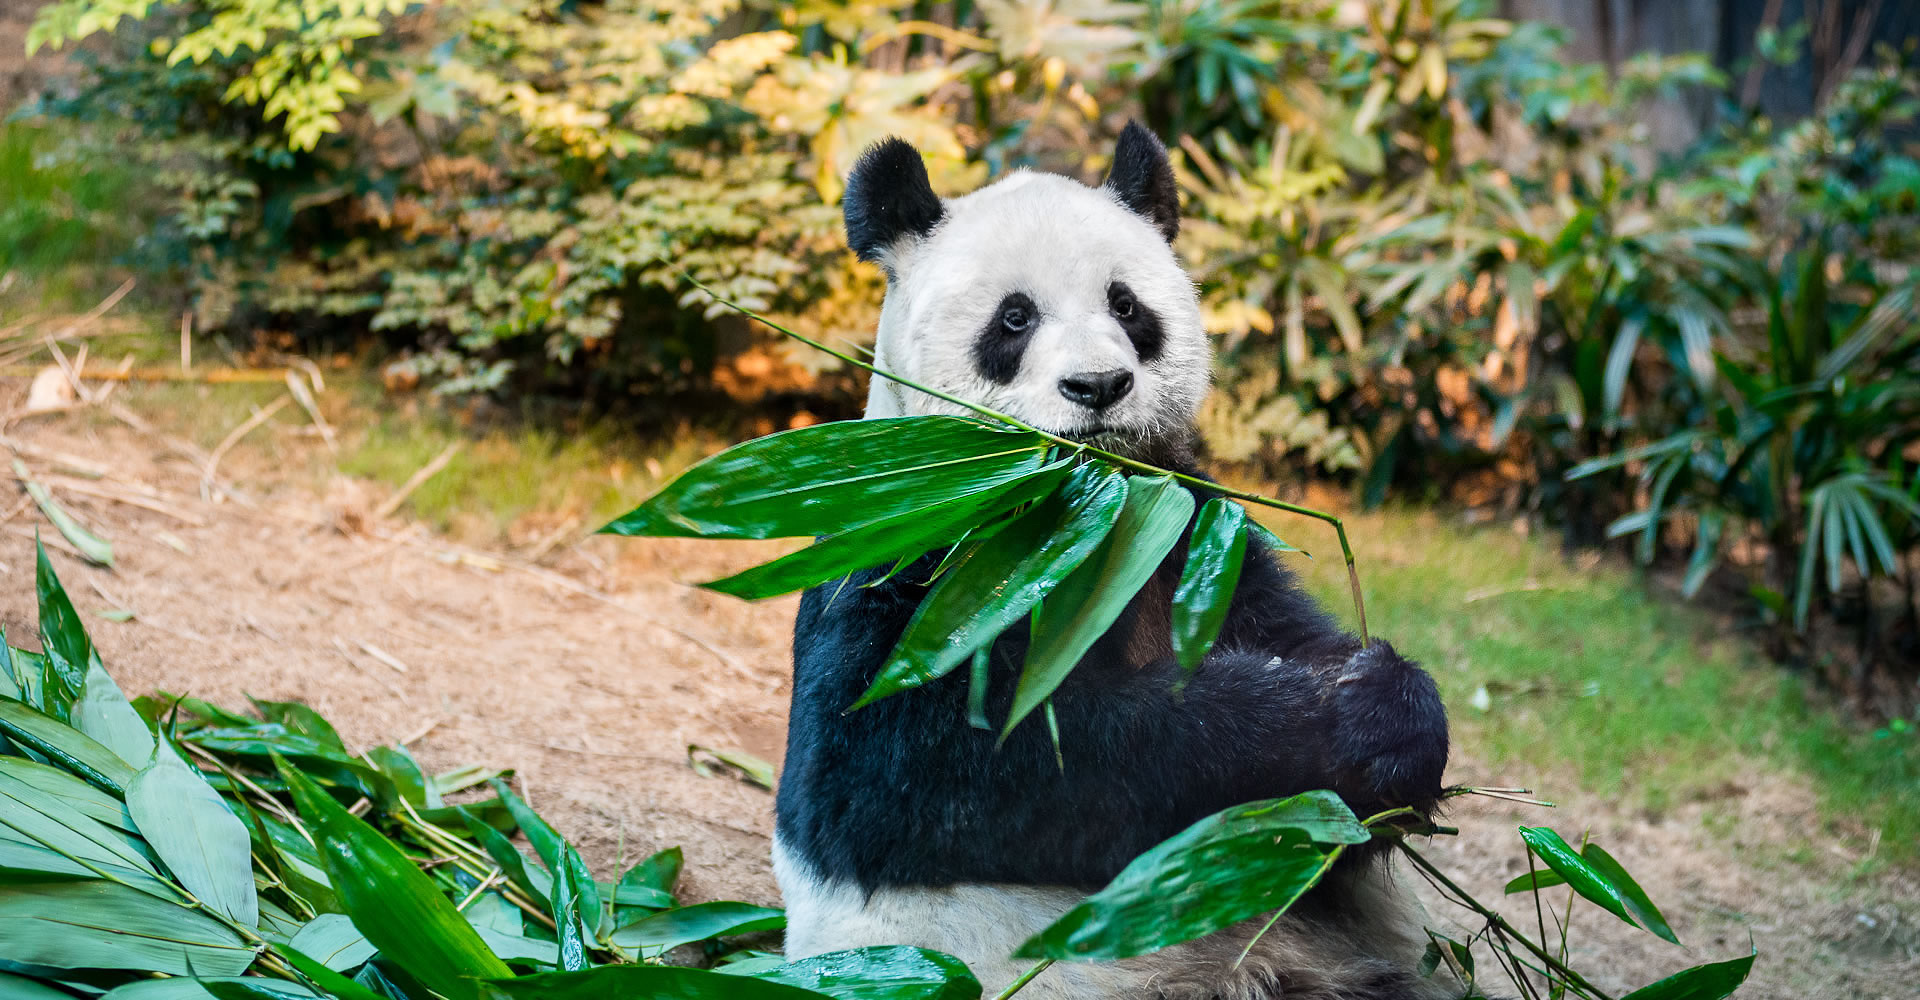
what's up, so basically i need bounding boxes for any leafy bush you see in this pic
[16,0,1918,679]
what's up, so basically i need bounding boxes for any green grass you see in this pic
[1271,502,1919,865]
[336,397,721,543]
[0,123,146,303]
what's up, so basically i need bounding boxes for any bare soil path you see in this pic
[0,390,1911,999]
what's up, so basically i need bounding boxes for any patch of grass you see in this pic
[0,122,146,304]
[337,398,719,543]
[1271,502,1920,863]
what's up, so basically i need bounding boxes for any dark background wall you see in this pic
[1506,0,1919,127]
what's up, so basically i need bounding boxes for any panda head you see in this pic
[845,122,1209,459]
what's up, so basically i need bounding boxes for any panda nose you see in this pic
[1058,369,1134,410]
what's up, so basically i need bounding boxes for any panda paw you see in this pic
[1327,641,1449,814]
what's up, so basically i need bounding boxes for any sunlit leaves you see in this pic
[128,741,258,928]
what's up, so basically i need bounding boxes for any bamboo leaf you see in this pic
[273,943,391,1000]
[19,471,113,567]
[0,756,135,831]
[33,539,93,722]
[1006,475,1194,737]
[489,777,600,922]
[0,697,137,793]
[489,966,823,1000]
[281,760,511,1000]
[1172,499,1248,677]
[1619,950,1756,1000]
[747,946,981,1000]
[602,417,1048,540]
[0,879,253,976]
[1016,792,1367,961]
[0,769,161,881]
[128,739,259,927]
[1518,828,1644,933]
[609,901,787,957]
[73,656,153,769]
[855,465,1128,708]
[1579,843,1679,945]
[702,459,1072,600]
[287,913,377,971]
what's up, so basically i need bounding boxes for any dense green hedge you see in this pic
[17,0,1920,689]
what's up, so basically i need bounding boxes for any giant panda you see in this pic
[772,122,1457,1000]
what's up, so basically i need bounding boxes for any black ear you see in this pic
[843,138,944,265]
[1101,121,1179,243]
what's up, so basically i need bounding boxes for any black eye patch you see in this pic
[973,292,1038,385]
[1109,281,1163,362]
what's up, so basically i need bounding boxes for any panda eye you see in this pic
[1109,286,1136,319]
[998,299,1033,334]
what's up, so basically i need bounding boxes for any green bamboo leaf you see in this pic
[1006,475,1194,738]
[620,846,683,896]
[1580,843,1679,945]
[854,465,1128,709]
[1016,791,1368,961]
[107,980,314,1000]
[1172,499,1248,677]
[601,417,1048,540]
[0,697,135,793]
[287,913,377,971]
[702,459,1072,600]
[471,924,561,965]
[460,806,552,909]
[609,901,786,957]
[488,965,824,1000]
[0,756,135,831]
[33,539,92,722]
[74,656,154,769]
[247,697,347,751]
[199,980,320,1000]
[281,760,511,1000]
[1619,950,1756,1000]
[273,943,391,1000]
[128,739,258,927]
[0,879,252,976]
[19,472,113,568]
[748,946,981,1000]
[1602,315,1643,422]
[0,972,76,1000]
[1517,828,1639,931]
[1502,869,1567,894]
[489,778,600,921]
[548,842,593,971]
[0,769,159,880]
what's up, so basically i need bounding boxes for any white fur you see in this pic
[864,171,1210,454]
[776,835,1454,1000]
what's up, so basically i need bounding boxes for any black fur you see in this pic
[973,292,1039,385]
[1101,121,1180,243]
[1107,280,1165,362]
[775,472,1449,893]
[844,137,945,266]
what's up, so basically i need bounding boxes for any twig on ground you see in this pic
[374,443,462,520]
[203,395,292,502]
[355,640,411,674]
[283,370,336,454]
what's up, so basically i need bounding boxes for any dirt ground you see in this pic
[0,389,1913,999]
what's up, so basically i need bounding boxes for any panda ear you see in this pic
[843,138,945,266]
[1101,121,1179,244]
